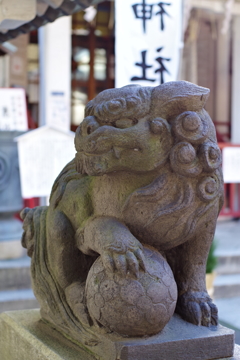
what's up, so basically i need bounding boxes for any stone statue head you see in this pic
[74,81,221,180]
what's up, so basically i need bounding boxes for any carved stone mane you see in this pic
[52,82,223,251]
[21,81,224,347]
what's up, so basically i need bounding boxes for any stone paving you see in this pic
[214,219,240,345]
[215,219,240,257]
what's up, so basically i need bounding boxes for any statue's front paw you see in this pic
[176,291,218,327]
[101,240,146,278]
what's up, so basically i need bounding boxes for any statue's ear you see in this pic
[151,81,210,119]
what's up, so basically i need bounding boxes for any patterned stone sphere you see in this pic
[85,246,177,337]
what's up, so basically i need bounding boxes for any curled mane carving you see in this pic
[122,82,224,249]
[50,82,223,237]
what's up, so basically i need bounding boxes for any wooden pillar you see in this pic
[180,16,199,86]
[231,16,240,143]
[215,17,230,139]
[88,25,96,100]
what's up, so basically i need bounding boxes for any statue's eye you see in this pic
[115,118,138,129]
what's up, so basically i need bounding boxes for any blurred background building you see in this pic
[0,0,240,343]
[0,0,239,216]
[0,1,238,140]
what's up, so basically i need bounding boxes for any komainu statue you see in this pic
[21,81,224,344]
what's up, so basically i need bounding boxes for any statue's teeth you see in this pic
[113,147,121,159]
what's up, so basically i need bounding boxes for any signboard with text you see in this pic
[15,126,75,198]
[48,91,69,130]
[0,88,28,131]
[115,0,183,88]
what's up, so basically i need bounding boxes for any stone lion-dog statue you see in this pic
[21,81,223,342]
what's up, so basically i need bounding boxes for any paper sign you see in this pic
[0,88,28,131]
[222,147,240,183]
[115,0,183,88]
[15,126,76,198]
[48,91,69,131]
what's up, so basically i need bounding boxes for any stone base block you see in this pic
[0,310,95,360]
[0,309,239,360]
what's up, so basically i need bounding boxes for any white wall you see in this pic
[38,15,71,131]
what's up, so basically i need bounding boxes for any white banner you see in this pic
[223,147,240,183]
[39,16,71,131]
[115,0,183,88]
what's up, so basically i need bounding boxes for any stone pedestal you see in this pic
[0,310,239,360]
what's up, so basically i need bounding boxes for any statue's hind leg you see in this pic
[166,212,218,326]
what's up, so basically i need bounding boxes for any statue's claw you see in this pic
[125,251,139,277]
[134,248,146,271]
[101,244,146,279]
[114,253,127,276]
[176,291,218,327]
[101,252,115,273]
[208,301,218,326]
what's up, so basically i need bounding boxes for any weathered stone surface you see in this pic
[0,310,237,360]
[19,81,226,350]
[0,310,95,360]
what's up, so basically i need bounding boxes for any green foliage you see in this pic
[206,240,217,274]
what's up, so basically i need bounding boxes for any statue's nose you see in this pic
[80,116,100,137]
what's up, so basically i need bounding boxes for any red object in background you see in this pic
[15,198,40,221]
[24,197,40,209]
[19,96,39,218]
[27,105,37,129]
[221,183,240,218]
[14,95,39,222]
[218,143,240,218]
[213,121,231,143]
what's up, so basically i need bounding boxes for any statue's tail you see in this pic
[20,206,43,257]
[21,205,99,346]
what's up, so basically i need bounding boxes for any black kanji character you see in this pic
[154,47,171,84]
[131,50,156,82]
[156,2,171,31]
[132,0,154,33]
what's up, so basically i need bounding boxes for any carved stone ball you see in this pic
[85,246,177,337]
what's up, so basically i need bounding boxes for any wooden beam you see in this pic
[231,16,240,143]
[0,0,36,30]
